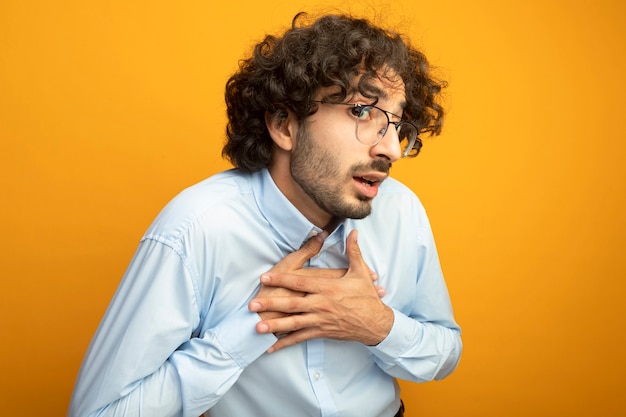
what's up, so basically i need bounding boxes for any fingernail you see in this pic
[249,302,261,312]
[258,323,269,333]
[260,274,270,283]
[315,231,329,242]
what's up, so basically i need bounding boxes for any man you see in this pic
[69,12,462,417]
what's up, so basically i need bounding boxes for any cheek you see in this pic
[305,118,367,168]
[319,129,362,159]
[310,114,357,145]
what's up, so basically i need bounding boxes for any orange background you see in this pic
[1,0,625,415]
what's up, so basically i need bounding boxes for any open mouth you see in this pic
[354,176,379,186]
[353,175,383,199]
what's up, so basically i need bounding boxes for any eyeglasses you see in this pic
[312,101,422,158]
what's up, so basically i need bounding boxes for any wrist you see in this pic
[367,304,394,346]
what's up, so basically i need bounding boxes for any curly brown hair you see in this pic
[223,12,446,172]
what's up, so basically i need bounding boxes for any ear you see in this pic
[265,108,297,152]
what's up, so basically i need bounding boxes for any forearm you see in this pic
[70,307,275,417]
[70,362,184,417]
[69,239,275,417]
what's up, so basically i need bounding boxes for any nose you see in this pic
[369,125,401,162]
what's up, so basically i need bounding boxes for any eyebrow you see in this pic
[360,83,407,116]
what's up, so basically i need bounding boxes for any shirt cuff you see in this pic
[367,307,422,362]
[211,306,277,368]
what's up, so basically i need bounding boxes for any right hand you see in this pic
[253,231,386,322]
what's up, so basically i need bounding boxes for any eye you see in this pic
[350,104,374,120]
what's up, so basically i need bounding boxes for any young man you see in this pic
[69,13,462,417]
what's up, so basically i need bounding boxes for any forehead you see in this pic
[360,73,407,109]
[318,68,407,110]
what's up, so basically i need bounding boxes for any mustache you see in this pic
[351,159,392,175]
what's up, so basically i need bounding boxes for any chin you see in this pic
[334,199,372,220]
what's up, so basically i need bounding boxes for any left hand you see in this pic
[248,229,394,352]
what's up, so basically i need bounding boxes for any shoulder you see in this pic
[375,176,426,215]
[172,169,254,209]
[143,169,256,245]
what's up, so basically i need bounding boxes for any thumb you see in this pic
[274,231,328,272]
[345,229,370,275]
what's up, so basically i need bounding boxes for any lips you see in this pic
[352,172,387,199]
[354,176,380,186]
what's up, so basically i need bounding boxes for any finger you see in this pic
[267,328,321,353]
[270,231,328,272]
[259,272,325,293]
[374,285,386,298]
[249,295,311,314]
[370,270,385,297]
[255,311,313,335]
[290,267,347,279]
[345,229,371,275]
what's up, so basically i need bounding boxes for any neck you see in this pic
[322,216,342,234]
[268,160,333,229]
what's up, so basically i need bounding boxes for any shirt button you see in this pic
[314,372,321,380]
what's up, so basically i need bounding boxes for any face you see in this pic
[287,74,406,223]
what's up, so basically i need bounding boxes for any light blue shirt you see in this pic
[69,168,461,417]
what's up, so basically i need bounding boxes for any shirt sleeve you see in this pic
[368,308,462,382]
[68,238,276,417]
[366,194,462,383]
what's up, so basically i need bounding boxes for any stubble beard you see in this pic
[290,125,389,220]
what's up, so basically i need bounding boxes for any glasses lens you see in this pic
[355,106,420,157]
[355,106,388,146]
[397,122,420,157]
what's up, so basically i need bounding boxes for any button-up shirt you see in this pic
[69,168,462,417]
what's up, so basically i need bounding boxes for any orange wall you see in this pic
[1,0,625,415]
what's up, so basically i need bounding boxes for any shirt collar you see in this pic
[252,169,347,252]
